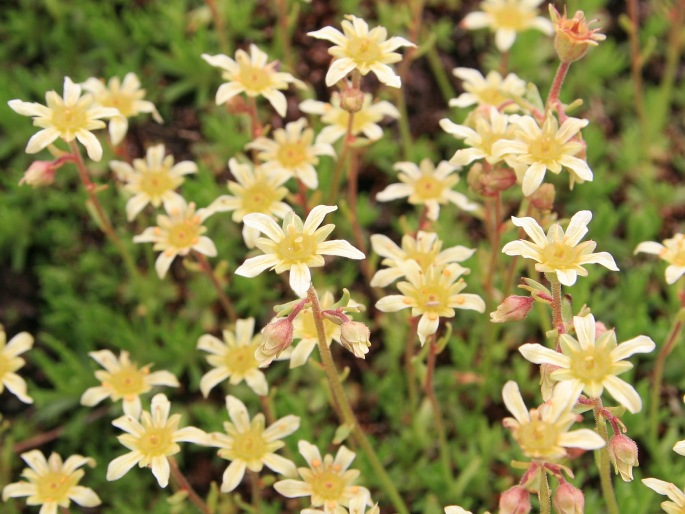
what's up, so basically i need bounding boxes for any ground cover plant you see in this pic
[1,0,685,513]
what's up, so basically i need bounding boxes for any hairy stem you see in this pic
[539,468,551,514]
[546,60,571,110]
[593,401,620,514]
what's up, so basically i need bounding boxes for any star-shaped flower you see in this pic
[449,68,526,110]
[0,328,33,404]
[635,233,685,285]
[501,210,618,286]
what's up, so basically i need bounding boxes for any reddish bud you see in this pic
[256,317,294,367]
[499,486,531,514]
[553,481,585,514]
[529,183,556,212]
[19,161,56,187]
[340,86,365,113]
[608,434,639,482]
[490,296,535,323]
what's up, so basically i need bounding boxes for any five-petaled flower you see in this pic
[634,233,685,285]
[0,327,33,404]
[205,395,300,492]
[501,210,618,286]
[2,450,101,514]
[234,205,365,298]
[308,15,414,88]
[519,313,655,413]
[8,77,120,161]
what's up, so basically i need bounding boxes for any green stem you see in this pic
[404,317,419,411]
[483,192,502,298]
[550,276,563,337]
[194,251,237,322]
[275,0,295,70]
[426,43,456,104]
[205,0,230,55]
[307,286,409,514]
[424,335,453,484]
[168,456,211,514]
[593,401,620,514]
[538,468,551,514]
[326,111,355,206]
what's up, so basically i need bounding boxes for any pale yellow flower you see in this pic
[82,72,162,145]
[462,0,554,52]
[370,231,475,287]
[376,158,478,221]
[234,205,365,297]
[247,118,335,189]
[205,395,299,492]
[304,493,379,514]
[501,210,618,286]
[449,68,526,110]
[308,15,415,88]
[197,318,268,397]
[519,313,655,413]
[8,77,120,161]
[202,44,300,117]
[300,92,399,144]
[635,233,685,284]
[2,451,101,514]
[0,328,33,404]
[642,478,685,514]
[502,380,605,460]
[275,440,370,513]
[492,114,592,196]
[375,261,485,345]
[133,198,217,279]
[110,144,197,221]
[106,394,207,487]
[80,350,179,419]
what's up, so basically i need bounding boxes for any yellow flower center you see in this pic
[539,242,581,268]
[407,249,440,271]
[139,170,179,199]
[224,345,259,375]
[107,364,149,398]
[241,181,280,213]
[517,415,559,457]
[277,228,317,264]
[528,135,562,164]
[277,142,308,168]
[225,428,268,461]
[138,427,174,457]
[486,3,535,30]
[346,36,382,65]
[51,105,88,134]
[413,176,445,201]
[104,93,135,117]
[35,470,75,503]
[167,220,201,249]
[475,86,507,107]
[239,63,272,92]
[417,285,448,313]
[569,348,611,383]
[309,464,347,503]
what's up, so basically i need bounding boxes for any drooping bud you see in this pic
[607,434,639,481]
[553,481,585,514]
[499,486,531,514]
[490,296,535,323]
[549,5,606,63]
[340,321,372,359]
[19,161,56,187]
[255,317,294,367]
[529,183,555,212]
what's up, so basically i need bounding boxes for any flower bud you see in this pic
[499,486,531,514]
[255,317,294,367]
[607,434,639,481]
[340,86,365,113]
[490,296,534,323]
[553,481,584,514]
[482,167,517,195]
[529,183,555,212]
[549,5,606,63]
[340,321,371,359]
[19,161,56,187]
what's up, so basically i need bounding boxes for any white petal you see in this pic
[519,343,569,367]
[565,211,592,246]
[68,486,101,507]
[221,460,247,492]
[80,386,111,407]
[244,369,268,396]
[76,130,104,161]
[298,440,322,467]
[274,478,312,498]
[235,254,281,277]
[243,213,285,241]
[495,29,517,52]
[289,262,312,297]
[303,205,337,233]
[151,456,171,487]
[106,452,141,481]
[502,381,530,424]
[262,453,297,477]
[226,395,251,431]
[558,429,606,450]
[666,265,685,284]
[603,375,643,414]
[263,414,301,441]
[25,127,61,154]
[317,240,365,259]
[155,252,176,279]
[611,335,655,361]
[511,216,547,247]
[634,242,664,255]
[199,367,230,397]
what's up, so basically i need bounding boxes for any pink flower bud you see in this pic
[529,183,555,211]
[256,317,294,367]
[19,161,56,187]
[340,321,371,359]
[490,296,534,323]
[499,486,531,514]
[553,481,584,514]
[608,434,639,482]
[340,86,365,113]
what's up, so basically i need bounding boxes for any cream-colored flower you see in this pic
[502,380,605,460]
[275,440,370,513]
[370,231,475,287]
[246,118,335,189]
[519,313,655,413]
[462,0,554,52]
[675,440,685,456]
[133,199,217,279]
[206,395,299,492]
[501,210,618,286]
[376,158,478,221]
[449,68,526,110]
[106,393,207,487]
[197,318,268,397]
[300,92,399,144]
[0,328,33,404]
[208,158,290,248]
[440,107,515,166]
[308,15,414,88]
[2,451,101,514]
[492,114,592,196]
[202,44,300,117]
[375,261,485,345]
[80,350,179,419]
[642,478,685,514]
[110,144,197,221]
[235,205,365,297]
[8,77,120,161]
[635,233,685,285]
[82,72,162,145]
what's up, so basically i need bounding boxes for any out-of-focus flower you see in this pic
[608,434,639,482]
[519,313,655,413]
[642,478,685,514]
[635,233,685,285]
[461,0,554,52]
[490,295,534,323]
[80,350,179,419]
[499,486,531,514]
[202,44,300,117]
[501,210,618,286]
[82,73,162,145]
[376,158,478,221]
[0,328,33,404]
[308,15,414,88]
[19,161,57,187]
[2,451,101,514]
[449,68,526,110]
[110,144,197,221]
[234,205,365,297]
[205,396,299,492]
[553,481,584,514]
[8,77,120,161]
[549,6,606,63]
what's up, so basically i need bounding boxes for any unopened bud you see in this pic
[499,486,531,514]
[529,183,555,212]
[550,5,606,63]
[490,296,534,323]
[19,161,56,187]
[608,434,639,481]
[553,481,584,514]
[256,317,294,367]
[340,86,365,113]
[340,321,371,359]
[482,167,517,195]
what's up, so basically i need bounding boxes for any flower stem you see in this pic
[248,469,262,513]
[275,0,295,71]
[168,456,211,514]
[307,285,409,514]
[194,251,237,322]
[538,468,551,514]
[546,60,571,111]
[326,111,355,206]
[549,276,563,337]
[205,0,230,55]
[404,317,419,411]
[483,191,503,297]
[592,401,620,514]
